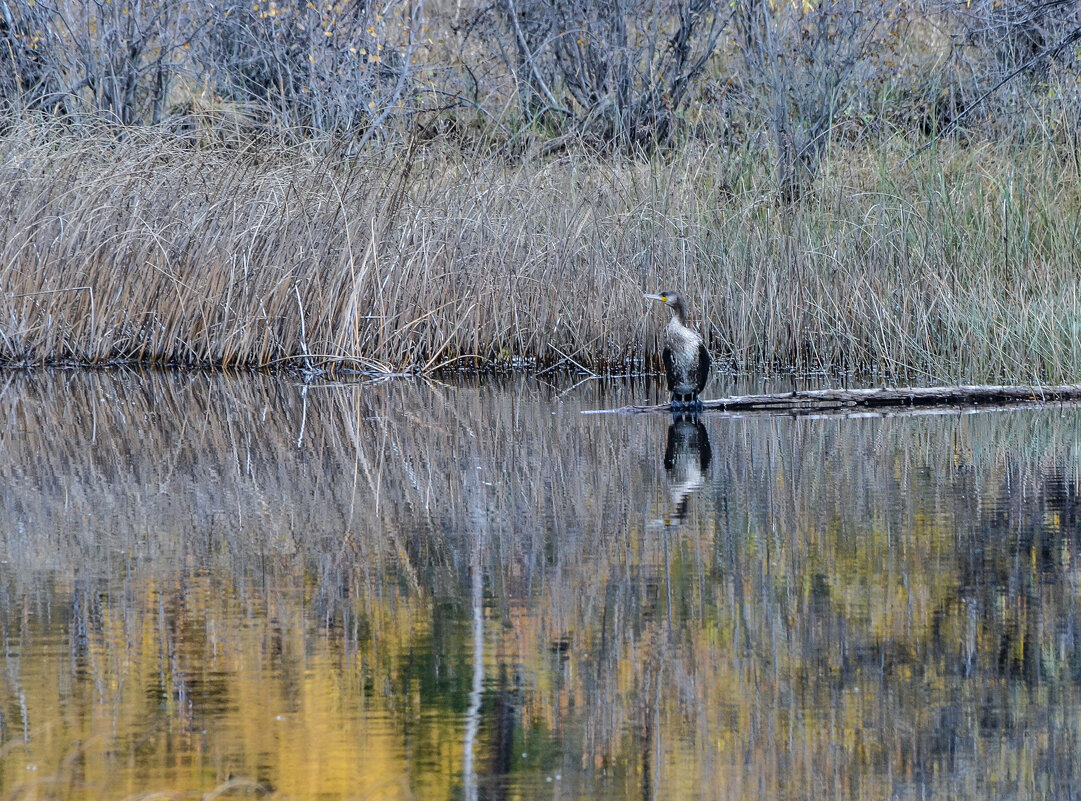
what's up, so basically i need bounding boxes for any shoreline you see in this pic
[2,127,1080,383]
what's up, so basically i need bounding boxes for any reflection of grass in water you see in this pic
[0,372,1080,798]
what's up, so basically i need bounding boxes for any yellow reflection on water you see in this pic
[1,372,1080,800]
[0,570,451,801]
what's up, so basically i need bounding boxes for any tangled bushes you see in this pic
[1,0,1080,191]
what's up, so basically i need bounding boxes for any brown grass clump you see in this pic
[2,119,1081,382]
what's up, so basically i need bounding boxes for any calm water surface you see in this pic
[0,371,1080,800]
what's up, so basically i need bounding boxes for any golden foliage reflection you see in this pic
[0,372,1080,799]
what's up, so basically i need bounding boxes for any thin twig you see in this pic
[547,343,597,376]
[503,0,570,117]
[901,22,1081,168]
[294,285,314,373]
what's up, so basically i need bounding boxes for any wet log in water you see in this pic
[583,384,1081,415]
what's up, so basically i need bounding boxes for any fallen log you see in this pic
[582,384,1081,415]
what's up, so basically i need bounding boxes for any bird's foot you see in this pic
[670,396,703,416]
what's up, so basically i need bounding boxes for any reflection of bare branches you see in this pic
[1,373,1081,797]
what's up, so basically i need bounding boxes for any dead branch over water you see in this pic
[587,384,1081,415]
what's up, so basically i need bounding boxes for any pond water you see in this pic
[0,371,1080,801]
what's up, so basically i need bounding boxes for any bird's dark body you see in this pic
[662,339,711,404]
[664,416,712,473]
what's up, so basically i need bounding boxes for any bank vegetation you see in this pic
[1,0,1080,381]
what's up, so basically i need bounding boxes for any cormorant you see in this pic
[644,290,711,409]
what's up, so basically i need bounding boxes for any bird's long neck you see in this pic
[669,296,688,327]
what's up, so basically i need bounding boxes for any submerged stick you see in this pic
[582,384,1081,415]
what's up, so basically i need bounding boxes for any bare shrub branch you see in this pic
[0,0,200,124]
[199,0,428,140]
[731,0,905,199]
[907,0,1081,141]
[480,0,729,148]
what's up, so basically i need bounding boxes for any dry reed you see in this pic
[2,119,1080,382]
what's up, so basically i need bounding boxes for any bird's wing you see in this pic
[695,342,712,394]
[662,346,678,394]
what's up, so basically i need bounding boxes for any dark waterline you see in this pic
[0,370,1079,800]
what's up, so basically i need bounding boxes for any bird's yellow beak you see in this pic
[644,293,664,302]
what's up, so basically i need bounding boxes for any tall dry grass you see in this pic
[2,119,1080,381]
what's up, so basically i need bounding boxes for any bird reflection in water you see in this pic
[662,414,712,525]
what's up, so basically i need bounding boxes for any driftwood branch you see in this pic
[583,384,1081,416]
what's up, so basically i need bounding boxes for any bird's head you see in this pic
[645,290,691,326]
[644,290,680,306]
[644,291,686,320]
